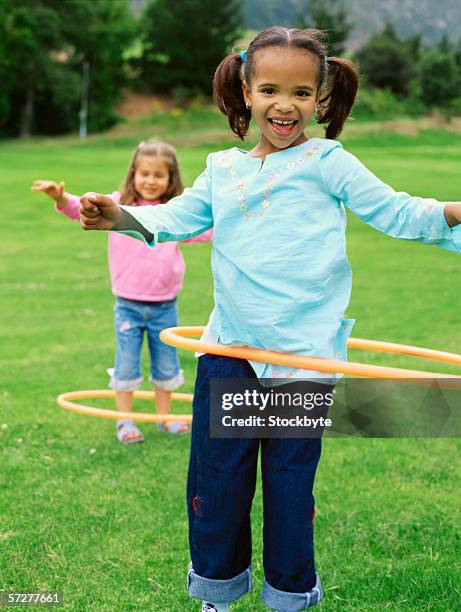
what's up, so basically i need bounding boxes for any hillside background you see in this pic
[131,0,461,48]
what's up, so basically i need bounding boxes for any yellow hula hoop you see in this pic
[57,326,461,421]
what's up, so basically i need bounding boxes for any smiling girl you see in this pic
[78,28,461,611]
[33,139,211,443]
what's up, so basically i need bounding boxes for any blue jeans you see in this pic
[109,297,184,392]
[187,355,328,611]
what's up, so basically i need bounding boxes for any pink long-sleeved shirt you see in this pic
[57,192,212,301]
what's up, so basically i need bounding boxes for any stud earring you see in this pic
[246,103,251,110]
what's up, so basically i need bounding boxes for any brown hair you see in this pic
[119,139,184,205]
[213,27,359,140]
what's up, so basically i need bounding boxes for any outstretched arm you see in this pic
[80,192,154,241]
[80,156,213,245]
[32,180,89,222]
[321,145,461,252]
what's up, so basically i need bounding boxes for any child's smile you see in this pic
[242,47,320,157]
[134,155,170,201]
[268,116,299,138]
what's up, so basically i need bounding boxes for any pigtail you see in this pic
[317,57,359,139]
[213,53,250,140]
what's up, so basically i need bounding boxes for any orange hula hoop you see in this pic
[159,326,461,380]
[57,327,461,422]
[57,390,193,423]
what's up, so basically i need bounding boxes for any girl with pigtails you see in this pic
[78,27,461,612]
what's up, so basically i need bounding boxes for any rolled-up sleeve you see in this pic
[320,144,461,253]
[116,155,214,246]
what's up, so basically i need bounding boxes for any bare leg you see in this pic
[116,390,134,413]
[154,386,189,433]
[154,387,171,416]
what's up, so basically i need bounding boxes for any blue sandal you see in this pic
[156,421,190,435]
[116,419,145,444]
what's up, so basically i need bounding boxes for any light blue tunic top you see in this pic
[119,138,461,381]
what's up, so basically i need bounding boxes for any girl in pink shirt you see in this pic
[33,139,211,443]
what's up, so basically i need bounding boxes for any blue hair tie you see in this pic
[240,50,247,63]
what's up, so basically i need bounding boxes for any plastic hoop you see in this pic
[159,326,461,380]
[57,328,461,421]
[57,390,193,423]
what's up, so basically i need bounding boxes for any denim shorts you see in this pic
[109,297,184,392]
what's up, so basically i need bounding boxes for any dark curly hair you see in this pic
[213,26,359,140]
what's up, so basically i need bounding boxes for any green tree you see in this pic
[138,0,242,96]
[355,25,417,96]
[0,0,14,127]
[33,62,82,135]
[419,49,458,108]
[1,0,135,137]
[296,0,352,56]
[52,0,136,133]
[1,0,63,137]
[437,34,451,53]
[454,39,461,68]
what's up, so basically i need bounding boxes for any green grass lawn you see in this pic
[1,114,460,610]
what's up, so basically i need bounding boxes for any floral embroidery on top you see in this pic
[220,144,319,221]
[429,223,439,239]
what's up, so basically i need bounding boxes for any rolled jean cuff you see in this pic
[109,375,143,392]
[261,572,323,611]
[187,562,251,602]
[150,369,184,391]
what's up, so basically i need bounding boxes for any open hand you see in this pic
[31,180,66,205]
[79,192,123,231]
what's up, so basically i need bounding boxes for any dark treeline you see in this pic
[0,0,137,137]
[305,1,461,119]
[0,0,241,137]
[243,0,461,48]
[1,0,460,138]
[355,25,461,118]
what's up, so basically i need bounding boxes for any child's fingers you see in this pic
[80,212,102,230]
[80,214,99,225]
[80,192,115,208]
[80,219,98,231]
[31,180,57,194]
[80,193,99,211]
[80,198,100,217]
[83,207,100,218]
[80,208,100,223]
[31,180,47,191]
[80,194,100,213]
